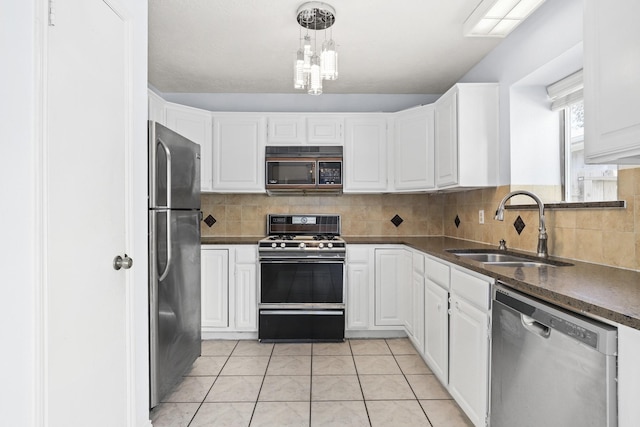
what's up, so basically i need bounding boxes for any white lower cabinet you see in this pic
[201,248,229,329]
[346,245,373,330]
[424,277,449,384]
[448,268,491,427]
[201,245,258,336]
[375,248,411,327]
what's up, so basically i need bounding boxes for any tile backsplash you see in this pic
[201,167,640,271]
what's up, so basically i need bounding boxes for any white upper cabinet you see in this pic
[165,103,214,192]
[343,116,389,193]
[212,115,266,193]
[584,0,640,164]
[434,83,499,189]
[266,115,306,145]
[307,116,344,145]
[392,105,435,191]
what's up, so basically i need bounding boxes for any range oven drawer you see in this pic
[259,309,345,342]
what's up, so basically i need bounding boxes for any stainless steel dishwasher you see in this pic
[490,283,617,427]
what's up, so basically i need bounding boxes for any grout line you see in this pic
[350,339,373,427]
[247,342,275,426]
[186,340,240,427]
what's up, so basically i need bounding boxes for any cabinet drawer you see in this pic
[347,246,371,263]
[450,268,491,310]
[235,245,257,264]
[425,257,450,290]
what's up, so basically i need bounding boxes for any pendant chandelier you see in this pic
[293,2,338,95]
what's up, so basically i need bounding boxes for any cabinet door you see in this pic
[375,249,411,326]
[234,262,257,331]
[165,105,214,192]
[307,117,344,145]
[435,91,458,187]
[267,116,305,145]
[409,271,425,354]
[346,262,370,330]
[424,278,449,385]
[449,294,489,427]
[212,116,265,192]
[584,0,640,163]
[344,117,388,192]
[201,249,229,329]
[393,106,435,191]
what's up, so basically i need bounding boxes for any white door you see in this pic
[46,1,134,425]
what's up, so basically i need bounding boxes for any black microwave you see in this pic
[265,146,343,191]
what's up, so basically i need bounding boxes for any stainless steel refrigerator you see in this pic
[148,121,202,408]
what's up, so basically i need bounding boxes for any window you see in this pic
[549,72,618,202]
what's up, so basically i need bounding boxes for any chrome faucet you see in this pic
[494,190,548,258]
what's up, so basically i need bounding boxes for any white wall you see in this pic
[0,1,37,425]
[459,0,584,185]
[154,89,441,113]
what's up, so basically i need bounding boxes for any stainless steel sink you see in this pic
[446,249,573,267]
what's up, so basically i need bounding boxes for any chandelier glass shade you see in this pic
[293,2,337,95]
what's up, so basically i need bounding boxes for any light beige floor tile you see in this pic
[202,340,237,356]
[350,339,391,355]
[259,375,311,401]
[420,399,474,427]
[406,374,450,399]
[366,400,431,427]
[150,402,199,427]
[311,401,370,427]
[313,341,352,356]
[359,374,414,400]
[205,375,263,402]
[190,402,254,427]
[273,343,312,356]
[311,375,363,401]
[162,376,216,403]
[220,356,270,376]
[395,354,433,375]
[266,355,311,376]
[232,340,274,356]
[386,338,418,355]
[186,356,227,376]
[250,401,310,427]
[312,355,357,375]
[354,355,401,375]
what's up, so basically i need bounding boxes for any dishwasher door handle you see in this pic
[521,314,551,338]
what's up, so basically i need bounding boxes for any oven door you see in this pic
[260,260,344,304]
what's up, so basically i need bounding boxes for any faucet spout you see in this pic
[494,190,548,258]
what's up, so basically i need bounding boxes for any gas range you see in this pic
[258,214,346,259]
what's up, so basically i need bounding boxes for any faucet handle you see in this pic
[499,239,507,251]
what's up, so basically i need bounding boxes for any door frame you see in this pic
[32,0,150,425]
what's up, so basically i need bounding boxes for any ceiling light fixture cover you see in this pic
[463,0,546,37]
[293,2,337,95]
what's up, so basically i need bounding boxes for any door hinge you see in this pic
[48,0,56,26]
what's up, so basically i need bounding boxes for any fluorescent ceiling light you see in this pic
[464,0,546,37]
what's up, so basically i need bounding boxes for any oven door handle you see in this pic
[260,310,344,316]
[259,259,345,263]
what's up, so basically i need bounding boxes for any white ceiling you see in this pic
[148,0,503,95]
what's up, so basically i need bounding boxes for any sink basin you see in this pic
[446,249,573,267]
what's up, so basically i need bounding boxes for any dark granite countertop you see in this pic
[346,236,640,330]
[200,235,640,329]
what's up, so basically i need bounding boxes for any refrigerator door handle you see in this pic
[158,210,172,281]
[157,138,172,208]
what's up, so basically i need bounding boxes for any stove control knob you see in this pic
[299,242,306,249]
[271,242,277,248]
[318,243,325,249]
[280,242,286,248]
[327,242,333,248]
